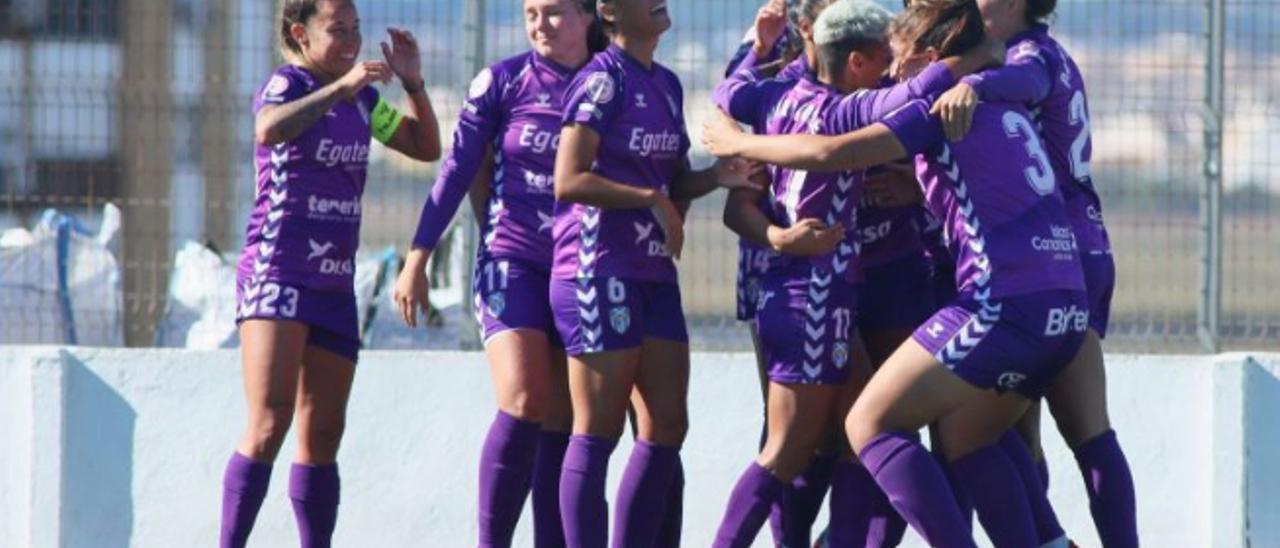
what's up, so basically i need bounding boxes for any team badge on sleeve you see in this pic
[469,68,493,100]
[585,72,616,105]
[609,306,631,334]
[264,74,290,100]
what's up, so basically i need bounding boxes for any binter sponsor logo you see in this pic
[1031,224,1077,254]
[316,138,370,168]
[1044,305,1089,337]
[518,123,559,154]
[628,128,682,158]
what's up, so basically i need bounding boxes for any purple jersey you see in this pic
[412,51,574,266]
[554,45,691,283]
[884,99,1086,298]
[962,24,1110,255]
[714,62,957,283]
[237,65,387,294]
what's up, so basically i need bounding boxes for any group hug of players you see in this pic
[219,0,1140,547]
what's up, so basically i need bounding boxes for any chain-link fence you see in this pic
[0,0,1274,352]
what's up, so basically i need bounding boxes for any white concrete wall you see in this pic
[0,347,1276,547]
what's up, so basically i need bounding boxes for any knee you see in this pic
[845,404,880,455]
[646,408,689,446]
[500,390,547,423]
[242,404,294,459]
[302,418,347,457]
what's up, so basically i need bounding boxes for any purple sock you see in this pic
[933,445,974,531]
[654,457,685,548]
[826,460,876,547]
[288,462,340,548]
[220,453,272,548]
[998,431,1065,544]
[1037,456,1050,493]
[949,444,1037,548]
[559,435,616,548]
[713,462,786,548]
[479,412,540,547]
[859,432,976,548]
[533,430,570,548]
[867,475,908,548]
[1074,430,1138,548]
[613,441,680,547]
[771,453,836,547]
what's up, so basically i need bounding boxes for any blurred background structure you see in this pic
[0,0,1276,352]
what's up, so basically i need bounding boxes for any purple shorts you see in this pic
[857,252,937,332]
[235,279,360,362]
[736,243,774,321]
[1081,251,1115,338]
[757,269,859,385]
[912,289,1089,399]
[550,277,689,357]
[473,256,561,346]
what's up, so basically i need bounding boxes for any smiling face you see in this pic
[524,0,593,62]
[292,0,362,77]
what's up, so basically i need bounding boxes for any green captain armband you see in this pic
[370,98,405,144]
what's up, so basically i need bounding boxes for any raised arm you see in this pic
[702,108,910,172]
[255,61,391,146]
[961,40,1053,105]
[379,28,443,162]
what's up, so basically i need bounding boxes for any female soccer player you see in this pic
[720,1,843,545]
[393,2,607,547]
[220,1,440,547]
[929,0,1137,544]
[703,1,1095,546]
[551,1,757,545]
[711,2,998,545]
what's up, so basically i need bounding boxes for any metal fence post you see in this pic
[1198,0,1226,353]
[458,0,486,350]
[120,0,173,346]
[202,0,235,252]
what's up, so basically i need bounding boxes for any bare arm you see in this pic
[383,86,443,162]
[702,109,908,172]
[254,61,391,146]
[553,123,661,208]
[380,29,442,161]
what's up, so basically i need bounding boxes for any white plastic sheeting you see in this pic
[0,204,123,346]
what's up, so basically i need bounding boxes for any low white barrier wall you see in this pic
[1,347,1277,547]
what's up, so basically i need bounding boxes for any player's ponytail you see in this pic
[279,0,322,60]
[891,0,986,59]
[579,0,610,53]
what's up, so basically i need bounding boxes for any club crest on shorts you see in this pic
[745,277,761,302]
[832,341,849,369]
[997,371,1027,391]
[609,306,631,334]
[488,291,506,318]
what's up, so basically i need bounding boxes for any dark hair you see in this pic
[891,0,986,59]
[1025,0,1057,25]
[279,0,323,58]
[818,36,885,76]
[787,0,833,29]
[578,0,610,53]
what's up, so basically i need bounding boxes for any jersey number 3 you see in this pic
[1002,111,1055,196]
